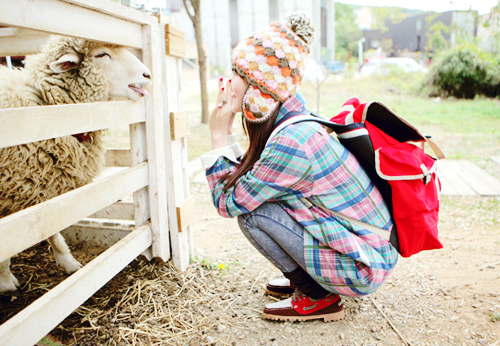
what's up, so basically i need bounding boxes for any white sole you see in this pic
[262,309,345,322]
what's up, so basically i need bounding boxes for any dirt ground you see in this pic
[2,170,500,346]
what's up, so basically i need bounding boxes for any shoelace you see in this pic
[291,290,306,303]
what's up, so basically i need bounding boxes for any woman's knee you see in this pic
[237,214,248,235]
[237,203,279,235]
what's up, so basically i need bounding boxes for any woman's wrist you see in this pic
[211,133,228,150]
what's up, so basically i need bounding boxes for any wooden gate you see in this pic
[0,1,193,345]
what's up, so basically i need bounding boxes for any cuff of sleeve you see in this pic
[227,133,238,146]
[230,142,245,159]
[200,146,237,170]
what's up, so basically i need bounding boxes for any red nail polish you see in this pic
[222,87,225,91]
[229,79,232,83]
[220,77,223,82]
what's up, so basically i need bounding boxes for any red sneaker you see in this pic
[262,291,344,322]
[265,277,295,298]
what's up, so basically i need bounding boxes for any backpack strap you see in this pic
[270,112,392,243]
[300,198,391,241]
[267,112,347,147]
[426,138,446,160]
[268,115,315,144]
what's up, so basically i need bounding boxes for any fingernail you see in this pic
[222,87,225,91]
[220,77,223,82]
[229,79,232,83]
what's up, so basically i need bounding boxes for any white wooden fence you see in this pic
[0,1,193,345]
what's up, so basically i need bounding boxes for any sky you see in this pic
[338,0,498,14]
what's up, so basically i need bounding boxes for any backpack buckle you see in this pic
[420,164,431,185]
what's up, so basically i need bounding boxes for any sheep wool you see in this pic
[0,35,112,217]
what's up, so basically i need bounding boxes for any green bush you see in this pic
[425,47,500,99]
[483,57,500,98]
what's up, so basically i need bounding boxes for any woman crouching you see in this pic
[200,13,398,322]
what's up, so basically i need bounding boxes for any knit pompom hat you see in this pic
[232,13,315,123]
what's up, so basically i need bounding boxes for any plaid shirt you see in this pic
[205,93,398,297]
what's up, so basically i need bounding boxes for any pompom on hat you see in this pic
[232,13,315,123]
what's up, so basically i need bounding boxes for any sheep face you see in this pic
[89,46,151,102]
[47,42,152,102]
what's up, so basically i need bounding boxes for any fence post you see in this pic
[141,19,170,261]
[158,16,193,270]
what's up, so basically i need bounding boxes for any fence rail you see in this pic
[0,0,148,48]
[0,101,145,149]
[0,162,149,264]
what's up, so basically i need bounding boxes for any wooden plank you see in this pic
[62,0,156,25]
[165,24,185,38]
[142,23,170,261]
[130,124,150,225]
[163,49,191,269]
[0,27,18,37]
[166,33,186,58]
[178,55,195,258]
[105,149,133,167]
[62,222,132,248]
[437,160,476,196]
[0,224,152,346]
[491,156,500,166]
[0,163,148,263]
[0,35,48,57]
[170,111,190,140]
[130,122,152,260]
[176,195,195,232]
[0,28,49,56]
[449,160,500,196]
[0,0,143,48]
[0,100,145,149]
[88,202,135,220]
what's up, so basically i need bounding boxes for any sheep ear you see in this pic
[49,53,81,73]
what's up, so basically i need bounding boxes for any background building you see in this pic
[131,0,335,75]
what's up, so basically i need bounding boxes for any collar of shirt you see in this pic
[274,92,309,125]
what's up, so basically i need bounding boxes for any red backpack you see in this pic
[273,98,445,257]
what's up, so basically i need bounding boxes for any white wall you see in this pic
[168,0,321,71]
[237,0,270,41]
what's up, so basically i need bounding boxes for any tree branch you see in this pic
[192,0,200,13]
[182,0,195,23]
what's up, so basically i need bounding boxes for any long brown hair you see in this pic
[223,107,280,191]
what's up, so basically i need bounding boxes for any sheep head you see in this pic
[25,36,151,104]
[87,44,151,102]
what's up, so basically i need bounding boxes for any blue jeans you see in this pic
[237,203,305,273]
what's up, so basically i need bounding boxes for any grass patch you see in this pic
[491,313,500,322]
[187,123,211,161]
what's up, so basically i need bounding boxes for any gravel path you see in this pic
[2,168,499,346]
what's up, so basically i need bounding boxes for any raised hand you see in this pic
[209,78,236,149]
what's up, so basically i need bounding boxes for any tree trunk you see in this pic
[183,0,209,124]
[193,15,209,124]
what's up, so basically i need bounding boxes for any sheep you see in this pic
[0,35,151,295]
